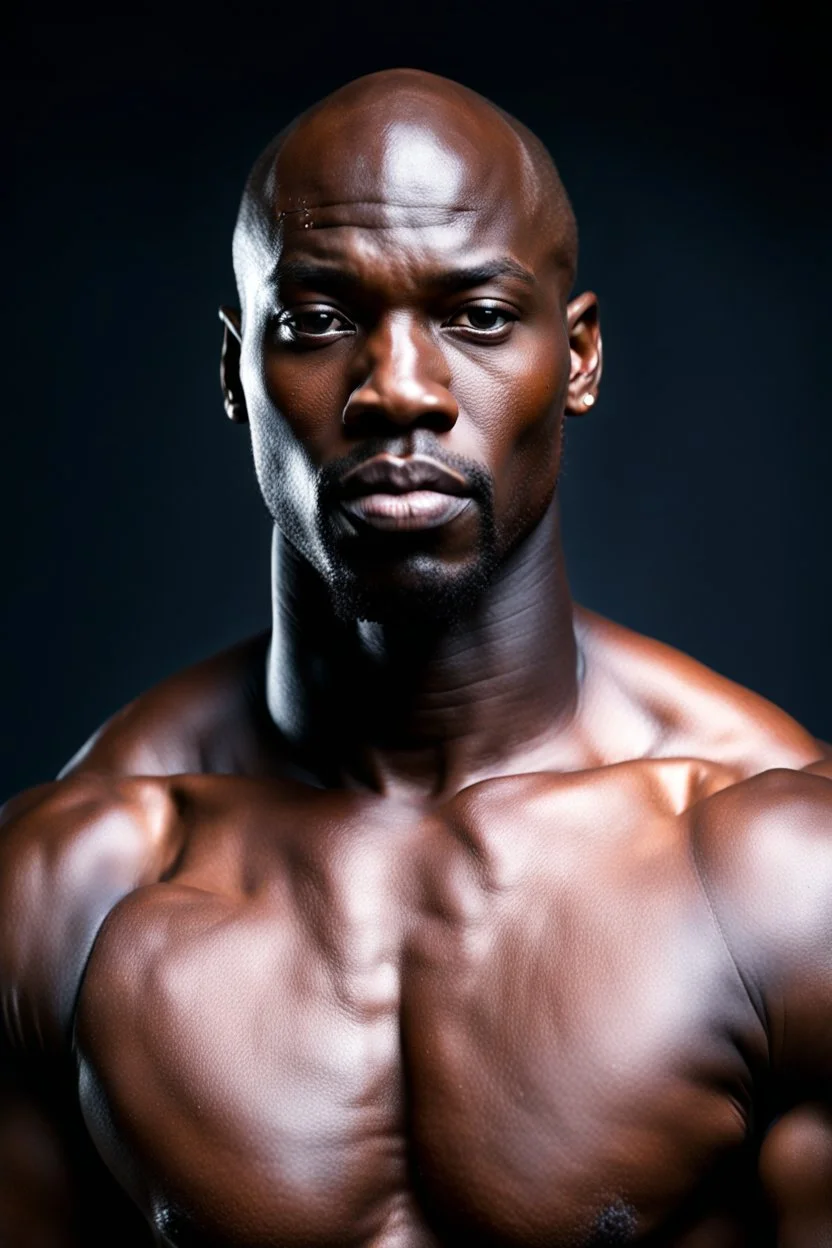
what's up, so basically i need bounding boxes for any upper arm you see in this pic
[0,774,176,1056]
[694,769,832,1244]
[0,778,172,1246]
[694,768,832,1086]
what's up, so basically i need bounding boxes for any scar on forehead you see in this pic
[276,201,479,233]
[279,205,316,230]
[277,201,478,216]
[276,201,315,228]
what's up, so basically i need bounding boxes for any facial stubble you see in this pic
[315,446,500,628]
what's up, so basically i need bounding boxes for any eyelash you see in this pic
[275,302,518,343]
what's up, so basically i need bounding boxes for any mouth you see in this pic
[337,454,473,533]
[340,491,472,531]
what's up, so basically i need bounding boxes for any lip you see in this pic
[340,491,472,531]
[338,454,470,499]
[336,454,473,533]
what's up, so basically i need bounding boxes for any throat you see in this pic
[266,502,582,799]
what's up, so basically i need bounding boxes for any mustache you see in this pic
[317,437,495,511]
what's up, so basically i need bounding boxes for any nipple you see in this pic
[587,1199,638,1245]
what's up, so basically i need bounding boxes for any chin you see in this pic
[329,552,498,629]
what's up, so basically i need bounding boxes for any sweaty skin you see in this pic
[2,70,832,1248]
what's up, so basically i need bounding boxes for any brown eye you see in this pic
[447,304,515,334]
[465,307,508,330]
[289,310,351,336]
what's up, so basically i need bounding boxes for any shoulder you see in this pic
[691,765,832,1067]
[694,764,832,921]
[61,632,271,780]
[576,607,822,775]
[0,773,179,1056]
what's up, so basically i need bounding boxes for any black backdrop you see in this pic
[2,2,829,800]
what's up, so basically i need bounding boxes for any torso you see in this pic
[76,759,770,1247]
[13,612,831,1246]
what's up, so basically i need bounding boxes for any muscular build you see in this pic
[2,70,831,1246]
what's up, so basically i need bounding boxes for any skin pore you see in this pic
[220,69,603,799]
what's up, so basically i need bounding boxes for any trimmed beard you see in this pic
[315,440,498,627]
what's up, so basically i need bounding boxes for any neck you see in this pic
[266,498,580,799]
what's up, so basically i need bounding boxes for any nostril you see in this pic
[342,382,458,434]
[342,402,398,438]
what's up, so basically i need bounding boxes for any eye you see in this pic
[277,307,355,341]
[445,303,516,336]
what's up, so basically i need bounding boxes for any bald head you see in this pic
[232,69,577,316]
[221,69,602,621]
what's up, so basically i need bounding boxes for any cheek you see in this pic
[450,327,569,514]
[260,345,350,460]
[240,335,345,539]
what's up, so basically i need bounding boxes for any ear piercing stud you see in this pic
[225,399,246,424]
[582,393,596,408]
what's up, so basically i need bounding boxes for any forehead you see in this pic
[266,104,547,271]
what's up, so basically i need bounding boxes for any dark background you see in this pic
[2,2,829,800]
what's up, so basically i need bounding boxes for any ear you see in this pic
[218,306,247,425]
[565,291,603,415]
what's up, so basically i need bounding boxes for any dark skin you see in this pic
[2,69,832,1247]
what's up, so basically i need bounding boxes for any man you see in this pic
[1,68,830,1247]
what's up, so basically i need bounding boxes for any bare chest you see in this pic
[74,773,761,1247]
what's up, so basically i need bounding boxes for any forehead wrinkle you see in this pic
[274,166,524,221]
[234,73,579,316]
[272,257,538,306]
[278,205,478,238]
[275,235,420,291]
[250,208,553,319]
[273,110,534,230]
[281,218,472,235]
[270,204,549,307]
[278,201,478,214]
[273,167,509,222]
[277,181,530,247]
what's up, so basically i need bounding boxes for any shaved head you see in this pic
[232,69,578,322]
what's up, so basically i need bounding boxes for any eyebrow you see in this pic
[435,259,537,291]
[271,257,537,295]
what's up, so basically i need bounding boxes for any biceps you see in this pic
[760,1103,832,1246]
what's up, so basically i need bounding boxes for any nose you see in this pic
[342,314,459,435]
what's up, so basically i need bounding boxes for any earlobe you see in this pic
[219,306,242,343]
[565,291,603,416]
[218,306,248,425]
